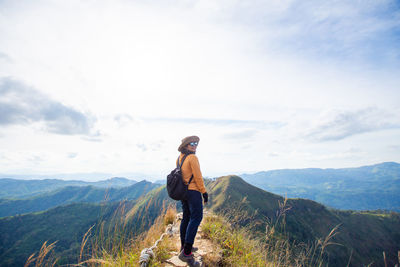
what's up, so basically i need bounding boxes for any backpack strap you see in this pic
[177,154,189,169]
[177,154,194,185]
[188,174,194,184]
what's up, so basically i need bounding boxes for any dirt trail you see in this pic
[163,211,221,267]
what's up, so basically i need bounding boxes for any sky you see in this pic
[0,0,399,181]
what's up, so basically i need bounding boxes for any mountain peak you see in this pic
[372,161,400,168]
[208,175,283,218]
[216,174,244,183]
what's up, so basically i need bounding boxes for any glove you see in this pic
[202,192,208,203]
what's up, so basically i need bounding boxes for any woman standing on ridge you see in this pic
[177,136,208,267]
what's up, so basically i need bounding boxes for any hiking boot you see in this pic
[180,246,199,253]
[178,250,200,267]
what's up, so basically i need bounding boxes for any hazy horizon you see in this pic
[1,161,397,182]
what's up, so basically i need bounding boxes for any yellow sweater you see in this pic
[177,153,207,194]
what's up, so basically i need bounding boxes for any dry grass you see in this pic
[202,215,267,266]
[202,197,342,267]
[79,224,95,263]
[25,196,351,267]
[163,206,176,226]
[202,253,223,266]
[79,204,178,267]
[24,241,58,267]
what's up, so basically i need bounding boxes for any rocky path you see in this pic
[163,211,221,267]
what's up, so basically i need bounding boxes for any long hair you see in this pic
[180,148,195,155]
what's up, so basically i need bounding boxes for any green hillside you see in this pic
[0,180,160,217]
[124,185,176,233]
[0,177,138,199]
[240,162,400,211]
[207,175,400,266]
[0,203,108,266]
[0,185,177,267]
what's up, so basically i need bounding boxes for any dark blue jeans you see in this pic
[180,190,203,245]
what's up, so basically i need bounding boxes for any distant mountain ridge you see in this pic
[0,180,160,217]
[0,177,138,199]
[240,162,400,211]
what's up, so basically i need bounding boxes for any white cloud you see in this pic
[136,143,148,152]
[305,107,400,142]
[0,77,96,135]
[0,0,399,178]
[146,117,284,129]
[221,129,258,140]
[67,152,78,159]
[0,52,12,62]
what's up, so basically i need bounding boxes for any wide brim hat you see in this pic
[178,135,200,152]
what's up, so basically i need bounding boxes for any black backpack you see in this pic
[166,154,193,201]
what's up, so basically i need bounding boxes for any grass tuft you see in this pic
[24,240,58,267]
[163,206,176,226]
[80,204,177,266]
[202,215,267,266]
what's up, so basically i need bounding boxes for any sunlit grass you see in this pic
[202,197,341,267]
[202,215,267,266]
[24,241,58,267]
[79,204,177,267]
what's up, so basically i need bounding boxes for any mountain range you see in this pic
[0,162,399,266]
[240,162,400,211]
[0,180,159,217]
[0,177,137,199]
